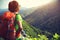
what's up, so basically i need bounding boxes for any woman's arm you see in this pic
[16,21,23,38]
[15,14,23,38]
[17,21,23,31]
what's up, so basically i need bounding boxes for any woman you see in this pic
[0,1,26,40]
[8,0,23,40]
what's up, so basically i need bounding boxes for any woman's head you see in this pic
[8,1,20,12]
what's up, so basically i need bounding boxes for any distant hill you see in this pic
[24,1,60,34]
[0,9,8,15]
[0,7,37,17]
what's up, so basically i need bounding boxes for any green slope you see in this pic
[22,20,41,37]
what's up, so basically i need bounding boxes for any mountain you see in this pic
[24,1,60,34]
[22,20,52,38]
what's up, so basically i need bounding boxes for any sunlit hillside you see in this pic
[24,1,60,35]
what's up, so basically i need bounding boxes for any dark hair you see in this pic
[8,1,20,12]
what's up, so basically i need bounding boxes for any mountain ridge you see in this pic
[24,2,60,34]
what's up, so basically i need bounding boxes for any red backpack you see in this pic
[0,11,22,40]
[0,11,16,40]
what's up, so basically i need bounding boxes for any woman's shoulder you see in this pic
[15,13,22,21]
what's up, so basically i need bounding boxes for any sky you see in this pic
[0,0,10,9]
[0,0,57,9]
